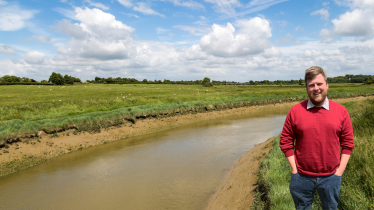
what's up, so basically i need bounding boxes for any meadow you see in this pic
[252,98,374,210]
[1,83,374,145]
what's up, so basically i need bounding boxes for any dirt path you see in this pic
[0,96,370,178]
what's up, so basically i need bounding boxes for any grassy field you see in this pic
[1,83,374,145]
[252,98,374,210]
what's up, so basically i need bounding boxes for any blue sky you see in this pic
[1,0,374,82]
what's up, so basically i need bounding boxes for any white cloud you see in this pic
[33,35,51,43]
[263,47,281,57]
[311,8,329,21]
[319,28,336,43]
[275,33,293,45]
[0,0,8,5]
[86,0,109,10]
[204,0,241,15]
[0,5,38,31]
[133,2,164,17]
[332,9,374,37]
[199,17,272,57]
[52,7,135,61]
[0,45,16,54]
[24,51,45,64]
[295,40,304,45]
[117,0,132,7]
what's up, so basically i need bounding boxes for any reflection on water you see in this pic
[0,109,288,210]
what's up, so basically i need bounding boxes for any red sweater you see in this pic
[279,100,354,176]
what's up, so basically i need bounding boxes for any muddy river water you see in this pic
[0,110,288,210]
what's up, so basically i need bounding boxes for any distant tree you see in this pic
[202,77,213,87]
[40,80,48,83]
[49,72,64,85]
[143,79,148,83]
[299,78,304,86]
[64,74,74,84]
[95,77,102,82]
[22,77,30,82]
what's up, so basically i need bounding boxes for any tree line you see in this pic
[1,73,373,86]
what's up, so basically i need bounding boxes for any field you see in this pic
[1,83,374,145]
[252,98,374,209]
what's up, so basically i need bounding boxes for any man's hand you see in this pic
[287,155,298,174]
[334,154,351,176]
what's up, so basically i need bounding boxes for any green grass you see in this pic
[1,83,374,144]
[252,98,374,210]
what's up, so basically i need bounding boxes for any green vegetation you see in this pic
[0,83,374,147]
[252,98,374,210]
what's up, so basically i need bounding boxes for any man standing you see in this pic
[279,66,354,209]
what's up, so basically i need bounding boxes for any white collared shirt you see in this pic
[307,98,329,110]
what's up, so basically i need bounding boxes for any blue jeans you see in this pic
[289,173,341,210]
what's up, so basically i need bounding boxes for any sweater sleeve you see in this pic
[279,109,296,157]
[340,109,355,155]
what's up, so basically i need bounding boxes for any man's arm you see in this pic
[335,154,350,176]
[287,155,298,174]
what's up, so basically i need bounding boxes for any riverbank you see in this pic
[0,96,371,178]
[204,96,373,210]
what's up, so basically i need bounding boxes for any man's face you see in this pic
[306,73,329,106]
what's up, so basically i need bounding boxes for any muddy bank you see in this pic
[0,96,370,177]
[205,136,275,210]
[205,96,372,210]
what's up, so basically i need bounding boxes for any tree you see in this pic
[202,77,213,87]
[64,74,74,84]
[299,78,304,86]
[49,72,64,85]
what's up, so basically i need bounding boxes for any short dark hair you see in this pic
[305,66,327,86]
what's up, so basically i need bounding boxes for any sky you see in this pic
[1,0,374,82]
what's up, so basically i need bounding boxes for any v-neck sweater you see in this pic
[279,100,354,177]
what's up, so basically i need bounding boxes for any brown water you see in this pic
[0,110,288,210]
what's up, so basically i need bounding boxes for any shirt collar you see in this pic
[307,98,329,110]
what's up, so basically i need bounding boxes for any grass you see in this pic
[252,98,374,210]
[1,83,374,144]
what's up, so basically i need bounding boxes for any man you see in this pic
[279,66,354,210]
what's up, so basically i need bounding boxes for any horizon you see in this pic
[1,0,374,82]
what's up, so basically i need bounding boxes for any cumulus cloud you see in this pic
[199,17,272,57]
[24,51,45,64]
[133,2,164,17]
[33,35,51,43]
[311,8,329,21]
[332,9,374,37]
[52,7,135,61]
[0,45,16,54]
[263,47,281,58]
[0,4,38,31]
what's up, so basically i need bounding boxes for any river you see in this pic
[0,109,288,210]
